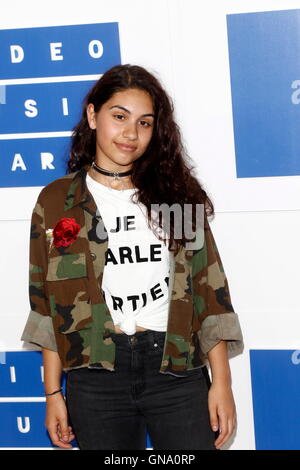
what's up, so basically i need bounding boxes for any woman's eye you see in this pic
[140,120,152,127]
[114,114,125,120]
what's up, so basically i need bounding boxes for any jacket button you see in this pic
[91,252,96,260]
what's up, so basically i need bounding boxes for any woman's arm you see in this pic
[20,196,74,448]
[42,348,75,449]
[207,340,231,385]
[42,348,63,394]
[207,340,236,450]
[191,214,243,449]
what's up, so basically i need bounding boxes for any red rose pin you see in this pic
[52,218,81,248]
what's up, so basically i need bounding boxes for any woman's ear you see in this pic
[86,103,96,130]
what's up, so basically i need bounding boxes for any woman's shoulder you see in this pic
[36,169,82,205]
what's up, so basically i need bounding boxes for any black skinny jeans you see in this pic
[65,329,219,450]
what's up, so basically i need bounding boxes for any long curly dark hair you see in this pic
[67,64,214,256]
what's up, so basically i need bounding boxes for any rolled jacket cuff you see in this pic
[20,310,58,352]
[198,312,244,359]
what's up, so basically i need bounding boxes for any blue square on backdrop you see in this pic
[250,349,300,450]
[226,9,300,177]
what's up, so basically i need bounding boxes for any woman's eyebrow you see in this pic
[109,105,154,118]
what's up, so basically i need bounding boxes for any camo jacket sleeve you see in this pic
[20,196,58,352]
[194,213,244,359]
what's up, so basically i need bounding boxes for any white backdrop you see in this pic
[1,0,300,450]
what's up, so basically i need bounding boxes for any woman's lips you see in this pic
[115,143,137,152]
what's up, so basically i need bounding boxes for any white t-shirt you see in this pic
[86,173,170,335]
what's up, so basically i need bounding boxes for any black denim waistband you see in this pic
[109,329,166,348]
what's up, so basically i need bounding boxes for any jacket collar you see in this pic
[64,164,98,215]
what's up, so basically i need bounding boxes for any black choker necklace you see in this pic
[92,161,133,181]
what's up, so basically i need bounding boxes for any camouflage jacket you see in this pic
[21,164,244,375]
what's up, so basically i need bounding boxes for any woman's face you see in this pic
[86,88,155,171]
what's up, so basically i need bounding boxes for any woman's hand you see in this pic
[206,340,237,449]
[45,393,76,449]
[208,380,237,450]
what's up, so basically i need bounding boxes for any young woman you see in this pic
[21,64,244,450]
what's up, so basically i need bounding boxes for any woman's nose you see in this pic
[122,122,138,140]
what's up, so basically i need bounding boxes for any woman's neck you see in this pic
[87,165,136,191]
